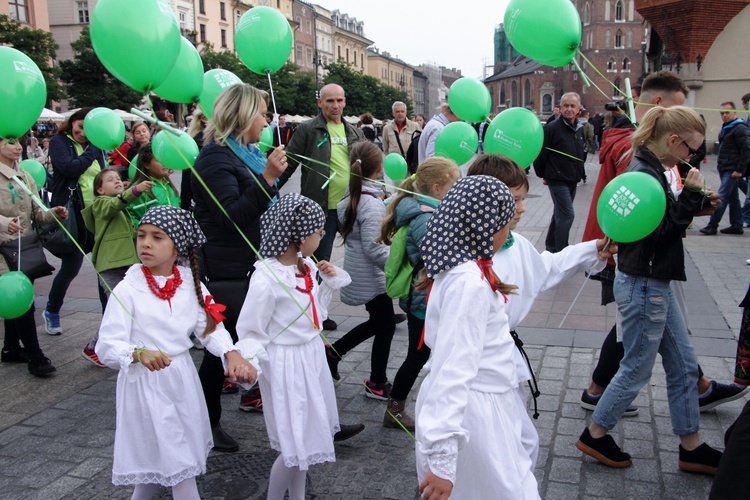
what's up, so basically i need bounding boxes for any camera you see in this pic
[604,101,627,112]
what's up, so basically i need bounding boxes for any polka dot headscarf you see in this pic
[260,193,326,258]
[139,205,207,261]
[420,175,516,279]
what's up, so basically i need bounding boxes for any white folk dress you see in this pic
[95,264,241,487]
[415,261,540,499]
[235,257,351,470]
[494,234,604,469]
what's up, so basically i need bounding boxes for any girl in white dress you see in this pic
[96,206,259,500]
[235,193,352,500]
[415,176,540,500]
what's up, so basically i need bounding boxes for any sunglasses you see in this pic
[678,137,698,157]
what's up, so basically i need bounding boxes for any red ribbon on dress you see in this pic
[204,295,227,323]
[296,266,320,330]
[477,258,497,292]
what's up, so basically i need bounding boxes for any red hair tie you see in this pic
[204,295,227,323]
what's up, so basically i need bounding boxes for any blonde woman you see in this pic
[577,106,723,474]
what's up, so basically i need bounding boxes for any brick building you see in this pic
[484,0,647,120]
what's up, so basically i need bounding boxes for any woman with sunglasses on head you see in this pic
[577,105,723,475]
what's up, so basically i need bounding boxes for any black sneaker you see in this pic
[576,427,632,468]
[699,381,750,412]
[333,423,365,442]
[211,424,239,453]
[28,355,56,377]
[699,225,718,235]
[678,443,722,475]
[325,344,341,381]
[580,390,639,417]
[1,347,30,363]
[719,226,744,235]
[364,378,392,401]
[322,318,337,331]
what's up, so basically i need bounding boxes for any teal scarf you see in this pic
[226,133,277,205]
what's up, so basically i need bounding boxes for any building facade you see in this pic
[330,9,371,73]
[367,47,414,100]
[292,0,315,72]
[3,0,50,30]
[412,70,427,117]
[312,3,334,87]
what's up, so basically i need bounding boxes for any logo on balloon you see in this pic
[13,61,43,81]
[214,72,241,89]
[606,186,640,218]
[491,129,523,153]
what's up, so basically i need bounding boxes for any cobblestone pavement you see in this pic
[1,155,748,499]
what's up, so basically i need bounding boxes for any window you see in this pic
[524,79,531,106]
[627,30,633,48]
[605,29,611,49]
[9,0,28,23]
[345,48,349,63]
[511,81,518,107]
[220,2,226,20]
[199,0,205,15]
[361,53,364,69]
[221,29,227,48]
[615,30,623,48]
[307,48,313,66]
[295,44,303,64]
[199,24,206,43]
[500,83,506,105]
[607,58,616,71]
[542,93,552,113]
[179,12,186,30]
[583,3,590,25]
[615,0,623,21]
[614,78,622,96]
[77,1,89,24]
[353,50,357,65]
[337,46,341,60]
[622,58,630,71]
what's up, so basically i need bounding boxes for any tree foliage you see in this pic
[199,43,318,115]
[59,26,144,110]
[323,61,412,119]
[0,14,63,102]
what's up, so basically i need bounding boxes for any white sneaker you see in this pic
[746,259,750,265]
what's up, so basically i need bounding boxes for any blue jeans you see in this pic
[314,209,339,263]
[545,183,577,253]
[708,171,747,229]
[46,250,85,314]
[592,272,700,436]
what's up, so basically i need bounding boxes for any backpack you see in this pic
[404,130,421,175]
[385,225,421,299]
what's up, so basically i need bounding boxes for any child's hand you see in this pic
[224,350,258,385]
[133,349,171,371]
[595,238,618,260]
[316,260,337,277]
[136,180,154,194]
[419,471,452,500]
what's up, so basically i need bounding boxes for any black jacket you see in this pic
[717,119,750,175]
[48,134,106,208]
[533,116,585,185]
[191,142,278,281]
[616,147,704,281]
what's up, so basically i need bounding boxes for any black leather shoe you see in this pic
[394,313,407,324]
[322,318,337,331]
[212,424,239,452]
[719,226,744,235]
[28,355,56,377]
[2,347,30,363]
[334,423,365,442]
[699,225,717,235]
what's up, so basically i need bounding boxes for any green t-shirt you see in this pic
[69,136,101,208]
[327,123,350,210]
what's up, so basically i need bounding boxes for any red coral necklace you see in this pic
[142,264,182,307]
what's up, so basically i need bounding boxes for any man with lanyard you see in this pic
[279,83,364,330]
[382,101,421,158]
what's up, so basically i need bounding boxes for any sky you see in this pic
[325,0,512,80]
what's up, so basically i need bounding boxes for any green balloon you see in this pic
[0,271,34,319]
[0,47,46,140]
[484,108,544,168]
[504,0,582,66]
[20,159,47,188]
[236,6,294,75]
[434,122,478,165]
[128,154,139,179]
[152,132,199,171]
[596,172,667,243]
[448,78,492,123]
[258,126,274,152]
[83,107,125,150]
[199,69,243,119]
[90,0,181,92]
[153,37,204,104]
[383,153,408,182]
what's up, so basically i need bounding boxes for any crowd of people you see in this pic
[1,69,750,499]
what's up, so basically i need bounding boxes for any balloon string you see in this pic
[558,238,611,328]
[266,71,282,147]
[114,148,149,180]
[545,147,584,162]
